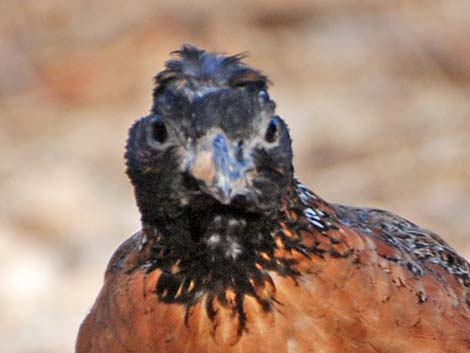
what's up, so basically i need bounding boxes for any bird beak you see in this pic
[185,132,253,205]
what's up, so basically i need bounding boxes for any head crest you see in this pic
[153,44,269,101]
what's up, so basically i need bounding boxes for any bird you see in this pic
[76,45,470,353]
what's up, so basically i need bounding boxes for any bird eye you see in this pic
[151,115,168,144]
[258,90,270,103]
[265,117,278,143]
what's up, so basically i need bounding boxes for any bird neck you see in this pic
[139,182,302,282]
[141,180,303,255]
[136,180,353,335]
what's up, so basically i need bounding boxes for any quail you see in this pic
[76,45,470,353]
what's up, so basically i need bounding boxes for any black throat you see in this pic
[143,202,283,290]
[143,189,304,291]
[137,182,317,338]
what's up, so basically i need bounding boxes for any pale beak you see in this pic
[186,132,253,205]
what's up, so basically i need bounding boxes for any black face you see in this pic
[125,46,294,246]
[124,47,303,328]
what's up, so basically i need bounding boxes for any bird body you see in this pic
[76,46,470,353]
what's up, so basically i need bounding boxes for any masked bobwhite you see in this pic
[76,45,470,353]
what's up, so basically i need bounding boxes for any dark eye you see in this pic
[151,115,168,144]
[265,117,278,143]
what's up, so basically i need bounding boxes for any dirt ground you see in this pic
[1,1,469,352]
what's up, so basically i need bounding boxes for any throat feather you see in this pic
[139,205,311,338]
[137,185,341,341]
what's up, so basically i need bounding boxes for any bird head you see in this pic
[125,45,294,230]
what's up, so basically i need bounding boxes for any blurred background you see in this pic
[1,1,469,352]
